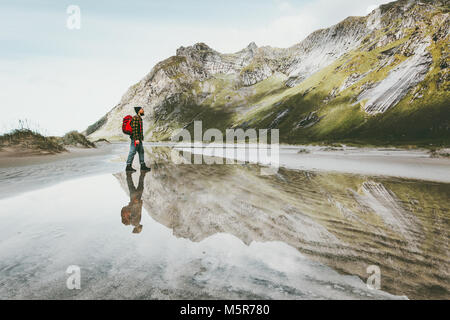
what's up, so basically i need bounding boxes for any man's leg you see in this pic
[137,141,145,165]
[126,171,137,194]
[126,141,137,171]
[138,142,151,171]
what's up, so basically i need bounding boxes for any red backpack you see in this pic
[122,115,133,135]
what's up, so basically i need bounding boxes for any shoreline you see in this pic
[90,138,450,150]
[1,141,449,183]
[171,143,450,183]
[0,144,114,168]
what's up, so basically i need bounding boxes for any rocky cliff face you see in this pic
[86,0,449,145]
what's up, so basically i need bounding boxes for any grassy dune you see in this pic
[0,128,96,156]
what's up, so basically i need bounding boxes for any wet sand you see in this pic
[3,142,449,182]
[175,143,450,183]
[0,144,115,168]
[0,144,124,200]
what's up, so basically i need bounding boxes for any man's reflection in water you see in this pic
[121,171,149,234]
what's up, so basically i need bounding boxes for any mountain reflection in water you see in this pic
[114,146,449,299]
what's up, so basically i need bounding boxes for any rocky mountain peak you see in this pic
[86,0,449,146]
[176,42,217,59]
[246,41,258,51]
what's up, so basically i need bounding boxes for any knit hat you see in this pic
[134,106,142,114]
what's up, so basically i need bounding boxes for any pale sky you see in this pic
[0,0,392,136]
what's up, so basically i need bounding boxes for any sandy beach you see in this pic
[0,143,115,168]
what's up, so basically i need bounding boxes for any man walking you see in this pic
[120,170,147,234]
[126,106,151,172]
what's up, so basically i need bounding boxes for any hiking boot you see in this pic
[126,165,136,172]
[140,163,151,172]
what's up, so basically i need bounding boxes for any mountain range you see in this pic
[85,0,449,146]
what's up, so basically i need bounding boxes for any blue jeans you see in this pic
[126,140,145,166]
